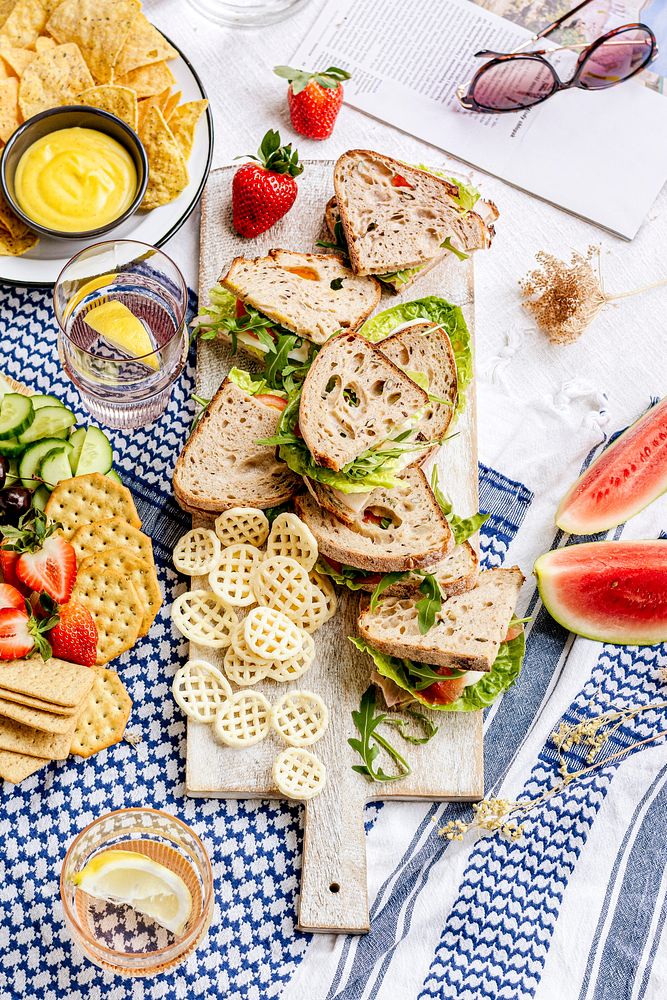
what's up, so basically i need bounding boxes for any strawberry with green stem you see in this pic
[232,129,303,238]
[0,600,57,660]
[274,65,351,140]
[0,508,77,605]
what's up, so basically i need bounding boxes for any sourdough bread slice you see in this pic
[378,322,457,445]
[220,249,381,345]
[298,332,429,471]
[294,467,453,572]
[173,380,300,513]
[334,150,494,275]
[358,567,524,672]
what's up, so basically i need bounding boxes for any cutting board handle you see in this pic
[297,789,370,934]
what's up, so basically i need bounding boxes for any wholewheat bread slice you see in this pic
[220,249,381,345]
[173,380,300,513]
[358,567,524,672]
[360,542,479,599]
[378,322,457,446]
[294,467,453,572]
[298,332,429,471]
[334,150,495,275]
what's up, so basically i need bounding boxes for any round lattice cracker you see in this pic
[173,528,221,576]
[273,747,327,800]
[171,590,237,648]
[172,660,232,723]
[266,632,315,682]
[229,623,274,667]
[215,507,269,548]
[243,607,304,662]
[214,690,272,747]
[265,513,318,571]
[294,572,337,633]
[271,691,329,747]
[252,555,313,622]
[208,544,260,607]
[223,645,270,687]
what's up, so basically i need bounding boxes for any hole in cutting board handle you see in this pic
[329,882,340,894]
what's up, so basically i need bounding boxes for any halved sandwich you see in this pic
[324,150,499,291]
[262,332,437,520]
[353,567,525,710]
[173,369,300,514]
[193,250,381,372]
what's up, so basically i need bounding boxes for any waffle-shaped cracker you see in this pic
[223,645,270,687]
[172,660,232,723]
[171,590,237,648]
[209,543,260,607]
[214,507,269,548]
[271,691,329,747]
[243,607,304,663]
[173,527,221,576]
[214,690,272,747]
[252,555,312,623]
[273,746,327,800]
[265,513,318,571]
[266,632,315,683]
[299,571,338,633]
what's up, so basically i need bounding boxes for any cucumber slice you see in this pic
[18,405,75,444]
[5,458,19,488]
[0,394,34,440]
[68,426,87,474]
[39,443,74,489]
[106,469,123,485]
[75,426,113,476]
[19,437,70,491]
[31,394,66,411]
[0,437,25,458]
[32,484,51,512]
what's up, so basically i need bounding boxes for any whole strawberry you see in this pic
[0,508,76,604]
[48,601,98,667]
[232,129,303,238]
[274,65,351,140]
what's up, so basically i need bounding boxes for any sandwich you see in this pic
[262,332,437,520]
[173,369,300,514]
[322,150,499,292]
[193,249,381,373]
[352,566,526,710]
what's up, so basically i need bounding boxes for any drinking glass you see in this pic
[187,0,311,27]
[54,241,188,430]
[60,808,214,977]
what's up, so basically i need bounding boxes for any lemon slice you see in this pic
[73,849,193,936]
[83,300,159,370]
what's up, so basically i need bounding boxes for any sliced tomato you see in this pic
[358,573,383,586]
[419,668,468,706]
[392,173,414,189]
[363,510,384,526]
[255,394,287,411]
[503,622,523,643]
[235,299,247,318]
[323,557,343,573]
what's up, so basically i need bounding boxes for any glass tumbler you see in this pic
[54,241,188,430]
[187,0,312,27]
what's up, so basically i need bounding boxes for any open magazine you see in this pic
[291,0,667,238]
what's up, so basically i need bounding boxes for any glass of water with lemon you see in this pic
[54,241,189,430]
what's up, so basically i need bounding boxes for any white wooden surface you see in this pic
[185,162,483,933]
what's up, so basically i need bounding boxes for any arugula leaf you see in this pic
[369,572,410,610]
[264,334,300,389]
[440,237,469,261]
[189,394,211,435]
[383,708,438,744]
[415,573,442,634]
[349,686,412,782]
[316,558,373,591]
[430,466,490,543]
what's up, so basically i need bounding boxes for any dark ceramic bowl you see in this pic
[0,106,148,241]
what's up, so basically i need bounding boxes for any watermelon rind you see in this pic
[535,540,667,646]
[556,398,667,535]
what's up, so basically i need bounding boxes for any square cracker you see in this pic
[0,749,50,784]
[71,667,132,758]
[72,563,143,665]
[80,549,162,638]
[45,472,141,540]
[0,689,76,716]
[0,716,72,760]
[0,657,95,708]
[0,696,81,735]
[71,517,155,569]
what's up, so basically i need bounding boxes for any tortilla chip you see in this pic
[77,83,138,131]
[46,0,140,84]
[115,59,174,99]
[18,41,93,118]
[162,88,181,122]
[0,43,34,76]
[34,33,54,52]
[0,0,48,49]
[113,12,177,78]
[0,54,8,76]
[139,106,188,210]
[0,225,38,255]
[0,0,16,32]
[168,99,208,161]
[0,75,18,141]
[0,189,32,237]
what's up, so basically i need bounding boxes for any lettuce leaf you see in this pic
[359,296,472,419]
[416,165,480,212]
[351,631,525,712]
[227,368,287,399]
[430,466,489,543]
[316,558,378,591]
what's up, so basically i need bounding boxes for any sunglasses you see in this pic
[457,0,657,113]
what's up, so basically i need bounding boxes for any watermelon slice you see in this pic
[535,540,667,645]
[556,398,667,535]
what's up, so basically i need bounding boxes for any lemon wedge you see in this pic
[73,849,193,936]
[83,300,159,370]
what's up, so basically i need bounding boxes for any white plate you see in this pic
[0,35,213,288]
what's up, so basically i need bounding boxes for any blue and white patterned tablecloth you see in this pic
[1,283,666,1000]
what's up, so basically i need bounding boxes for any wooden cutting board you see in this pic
[185,162,483,934]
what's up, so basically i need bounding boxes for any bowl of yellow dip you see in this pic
[1,106,148,240]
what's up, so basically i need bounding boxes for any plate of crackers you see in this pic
[0,0,213,286]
